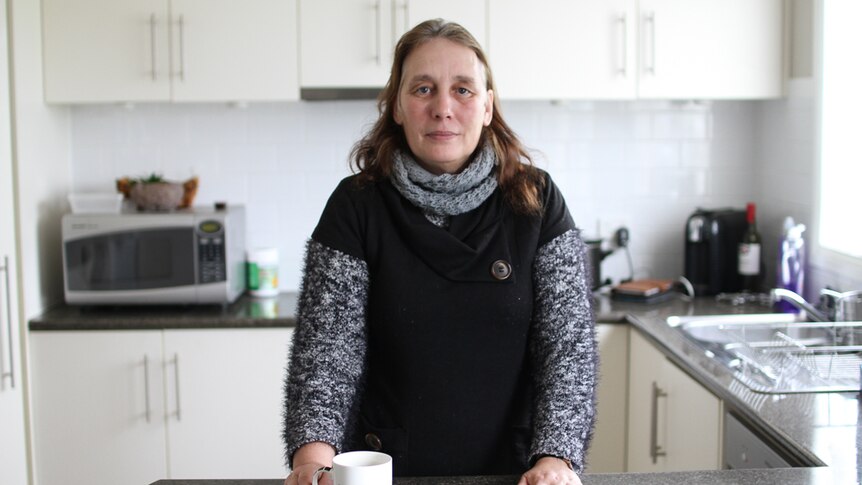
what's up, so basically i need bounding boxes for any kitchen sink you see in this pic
[667,313,862,394]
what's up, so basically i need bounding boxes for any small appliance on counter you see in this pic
[684,208,747,296]
[62,205,246,305]
[585,227,632,290]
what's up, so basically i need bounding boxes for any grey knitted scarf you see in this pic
[391,145,498,219]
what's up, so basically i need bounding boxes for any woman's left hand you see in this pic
[517,456,582,485]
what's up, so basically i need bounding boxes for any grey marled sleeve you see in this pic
[529,229,598,473]
[283,239,370,468]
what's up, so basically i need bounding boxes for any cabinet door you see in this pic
[170,0,299,101]
[637,0,784,99]
[489,0,637,100]
[395,0,487,49]
[586,324,629,473]
[42,0,172,103]
[163,328,294,479]
[30,331,168,485]
[0,1,27,482]
[662,355,723,471]
[299,0,395,88]
[627,329,722,472]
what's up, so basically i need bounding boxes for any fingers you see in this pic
[286,464,331,485]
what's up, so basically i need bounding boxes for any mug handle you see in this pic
[312,466,332,485]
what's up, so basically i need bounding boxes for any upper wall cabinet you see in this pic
[489,0,784,100]
[636,0,783,99]
[489,0,639,100]
[42,0,299,103]
[299,0,487,89]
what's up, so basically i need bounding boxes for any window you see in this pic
[818,0,862,259]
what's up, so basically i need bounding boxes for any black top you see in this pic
[311,172,575,476]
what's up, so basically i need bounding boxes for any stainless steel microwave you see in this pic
[62,206,246,305]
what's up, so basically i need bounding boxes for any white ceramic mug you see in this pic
[312,451,392,485]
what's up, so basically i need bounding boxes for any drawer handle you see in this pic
[143,355,151,423]
[172,353,182,421]
[650,381,667,463]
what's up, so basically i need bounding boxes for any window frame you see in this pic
[811,0,862,280]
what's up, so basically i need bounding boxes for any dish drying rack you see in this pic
[721,321,862,394]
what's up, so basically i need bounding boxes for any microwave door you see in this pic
[65,228,196,293]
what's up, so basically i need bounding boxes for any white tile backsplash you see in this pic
[70,99,762,290]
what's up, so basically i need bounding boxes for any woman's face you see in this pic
[394,38,494,175]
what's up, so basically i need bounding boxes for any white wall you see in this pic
[68,99,759,291]
[754,0,862,297]
[9,0,72,318]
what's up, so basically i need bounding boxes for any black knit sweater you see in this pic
[283,173,597,475]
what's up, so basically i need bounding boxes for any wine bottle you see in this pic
[738,202,762,292]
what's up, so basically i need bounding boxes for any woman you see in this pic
[284,19,597,485]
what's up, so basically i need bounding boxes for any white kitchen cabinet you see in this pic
[489,0,783,100]
[489,0,638,100]
[42,0,299,103]
[393,0,487,49]
[299,0,394,89]
[162,329,291,479]
[585,323,629,473]
[0,1,28,483]
[636,0,784,99]
[299,0,486,89]
[30,328,294,485]
[30,331,168,485]
[626,328,723,472]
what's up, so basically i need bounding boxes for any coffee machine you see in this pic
[684,208,747,296]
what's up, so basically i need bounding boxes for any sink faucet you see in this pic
[770,288,831,322]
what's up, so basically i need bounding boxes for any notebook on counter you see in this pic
[611,279,675,303]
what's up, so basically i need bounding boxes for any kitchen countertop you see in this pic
[149,467,839,485]
[596,294,860,484]
[29,292,298,330]
[33,292,862,484]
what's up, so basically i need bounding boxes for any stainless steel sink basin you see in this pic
[667,313,862,394]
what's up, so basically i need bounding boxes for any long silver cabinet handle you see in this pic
[644,12,656,75]
[1,256,14,389]
[177,15,186,82]
[172,353,181,421]
[149,14,157,81]
[393,1,408,48]
[616,14,628,76]
[650,381,667,463]
[143,355,151,422]
[374,1,382,65]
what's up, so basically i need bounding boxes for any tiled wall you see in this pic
[70,100,760,291]
[755,79,862,296]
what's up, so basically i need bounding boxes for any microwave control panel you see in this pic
[197,220,227,283]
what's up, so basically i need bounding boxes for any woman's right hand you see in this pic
[284,462,332,485]
[284,441,336,485]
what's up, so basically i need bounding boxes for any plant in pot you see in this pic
[116,173,198,211]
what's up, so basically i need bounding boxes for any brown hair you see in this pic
[349,18,544,215]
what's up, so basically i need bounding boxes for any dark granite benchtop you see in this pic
[33,292,862,484]
[149,467,840,485]
[596,295,861,484]
[28,292,298,330]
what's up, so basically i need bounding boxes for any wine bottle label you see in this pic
[738,243,761,275]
